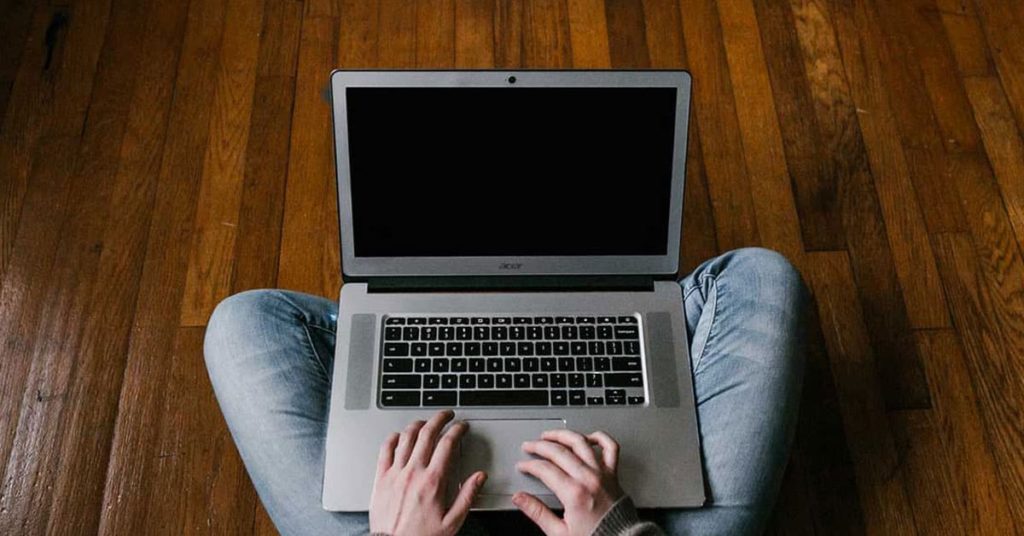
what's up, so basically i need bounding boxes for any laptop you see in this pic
[322,70,704,511]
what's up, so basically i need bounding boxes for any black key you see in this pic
[576,316,595,324]
[558,357,575,371]
[439,327,455,340]
[569,373,585,388]
[588,342,605,355]
[510,326,525,340]
[598,317,617,324]
[382,391,420,406]
[424,374,440,388]
[607,341,623,355]
[527,326,543,340]
[614,326,639,339]
[384,343,409,357]
[442,374,458,388]
[551,373,567,387]
[474,326,490,340]
[555,316,574,324]
[535,317,554,324]
[597,326,613,340]
[459,390,548,406]
[456,327,472,340]
[605,389,626,405]
[452,358,468,372]
[460,375,476,389]
[628,396,645,405]
[612,357,642,371]
[421,327,438,340]
[587,396,605,406]
[513,317,533,324]
[523,358,539,372]
[429,342,445,356]
[619,316,638,324]
[605,373,643,388]
[411,343,427,356]
[469,358,485,372]
[487,358,503,372]
[471,317,490,324]
[536,342,552,355]
[571,342,587,355]
[514,374,531,388]
[479,374,495,388]
[532,374,548,388]
[446,342,463,356]
[562,326,578,340]
[483,342,499,356]
[497,374,512,388]
[504,358,521,372]
[540,357,557,371]
[408,318,427,325]
[500,342,516,356]
[385,317,405,325]
[385,327,402,341]
[576,357,594,371]
[464,342,482,356]
[493,326,509,340]
[383,359,413,372]
[569,390,586,405]
[624,341,640,355]
[402,327,419,341]
[423,390,457,406]
[382,375,420,389]
[451,317,470,325]
[415,359,431,373]
[429,317,448,325]
[554,342,570,355]
[551,390,568,405]
[517,342,534,355]
[580,326,596,340]
[544,326,560,339]
[493,317,511,325]
[595,357,611,371]
[586,373,603,387]
[432,359,449,372]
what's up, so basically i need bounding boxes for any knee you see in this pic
[204,289,286,374]
[722,248,809,311]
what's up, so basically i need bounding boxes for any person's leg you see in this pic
[643,248,808,535]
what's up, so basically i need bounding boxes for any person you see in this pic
[205,248,809,535]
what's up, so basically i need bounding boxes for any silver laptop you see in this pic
[322,70,704,511]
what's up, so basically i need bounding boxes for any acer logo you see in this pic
[499,263,523,270]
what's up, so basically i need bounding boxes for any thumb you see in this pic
[443,471,486,531]
[512,492,563,535]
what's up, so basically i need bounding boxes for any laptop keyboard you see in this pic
[378,315,646,408]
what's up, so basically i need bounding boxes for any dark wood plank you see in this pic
[971,0,1024,136]
[935,0,995,77]
[566,0,609,67]
[494,0,524,68]
[604,0,646,68]
[455,0,495,67]
[0,0,37,126]
[522,0,572,68]
[416,0,455,67]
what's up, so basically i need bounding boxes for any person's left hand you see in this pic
[369,410,487,536]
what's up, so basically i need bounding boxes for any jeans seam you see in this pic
[692,273,720,376]
[301,322,331,378]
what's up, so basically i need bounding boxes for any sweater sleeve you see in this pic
[589,496,666,536]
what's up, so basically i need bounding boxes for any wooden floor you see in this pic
[1,0,1023,534]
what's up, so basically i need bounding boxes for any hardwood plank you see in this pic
[0,0,36,125]
[494,0,524,68]
[338,0,379,68]
[276,16,342,298]
[914,329,1017,534]
[522,0,572,68]
[932,232,1024,526]
[416,0,455,67]
[604,0,646,68]
[972,0,1024,136]
[378,0,416,68]
[936,5,995,77]
[640,0,718,274]
[803,251,917,535]
[565,0,609,68]
[96,0,229,530]
[716,0,805,263]
[677,0,760,251]
[964,77,1024,250]
[180,0,265,326]
[455,0,495,68]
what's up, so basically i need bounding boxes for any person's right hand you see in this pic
[512,430,625,536]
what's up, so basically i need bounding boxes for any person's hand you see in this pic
[369,410,487,536]
[513,430,625,536]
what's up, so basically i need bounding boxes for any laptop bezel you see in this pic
[330,70,691,278]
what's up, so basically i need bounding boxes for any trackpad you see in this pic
[457,419,565,497]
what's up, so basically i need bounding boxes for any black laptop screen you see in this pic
[345,87,677,257]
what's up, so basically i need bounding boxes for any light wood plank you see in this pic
[566,0,609,67]
[455,0,495,68]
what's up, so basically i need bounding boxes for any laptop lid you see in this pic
[330,70,692,279]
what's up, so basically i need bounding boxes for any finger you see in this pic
[512,492,563,535]
[376,433,399,474]
[442,471,486,531]
[523,439,593,480]
[429,420,468,474]
[541,429,599,469]
[393,419,426,468]
[411,410,454,466]
[586,431,620,472]
[516,459,575,498]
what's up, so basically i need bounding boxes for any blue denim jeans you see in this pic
[205,248,808,535]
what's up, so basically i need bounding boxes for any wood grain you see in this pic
[566,0,610,67]
[455,0,495,68]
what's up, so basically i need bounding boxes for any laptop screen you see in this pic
[345,87,678,258]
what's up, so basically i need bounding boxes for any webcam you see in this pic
[507,76,517,84]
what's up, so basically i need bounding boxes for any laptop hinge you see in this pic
[363,275,659,293]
